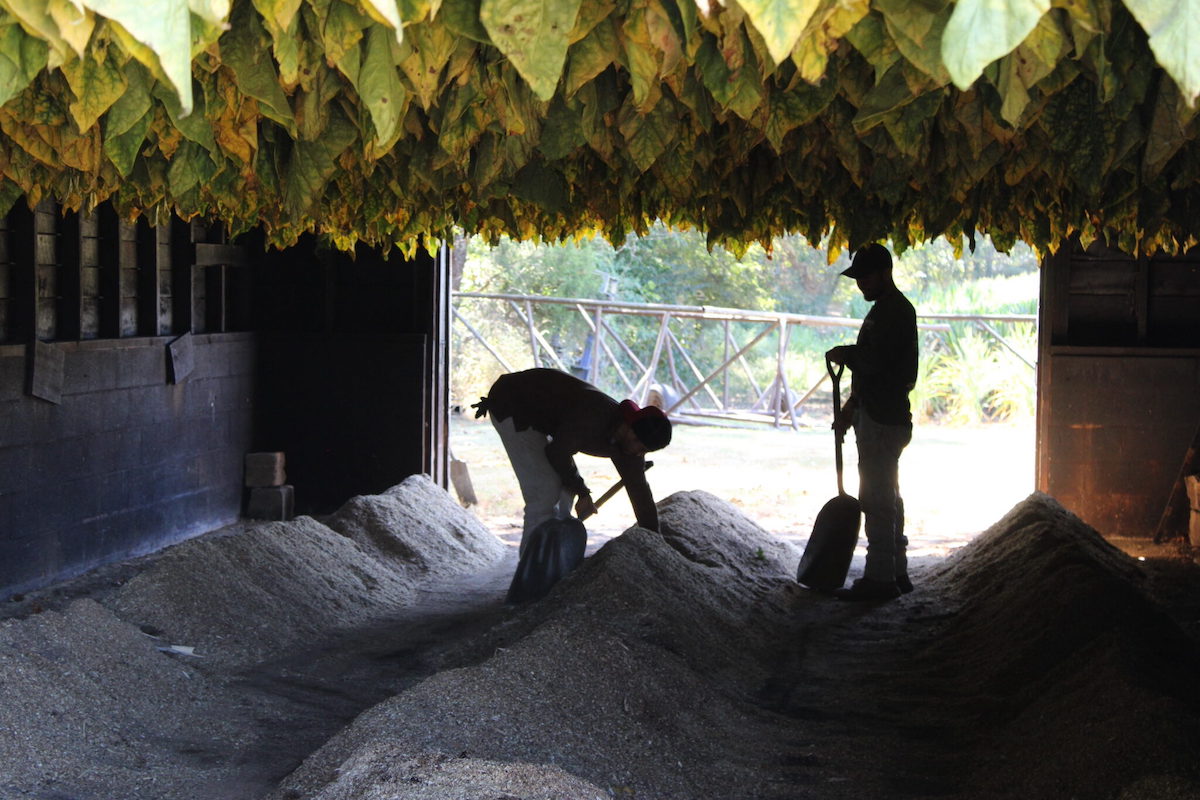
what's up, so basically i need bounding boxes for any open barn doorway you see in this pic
[447,228,1038,561]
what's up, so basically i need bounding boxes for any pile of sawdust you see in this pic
[920,492,1200,798]
[0,598,273,799]
[269,490,806,800]
[323,476,505,579]
[110,476,503,669]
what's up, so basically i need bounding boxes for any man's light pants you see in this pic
[853,409,912,583]
[492,416,575,556]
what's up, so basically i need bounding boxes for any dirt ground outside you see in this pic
[450,415,1036,561]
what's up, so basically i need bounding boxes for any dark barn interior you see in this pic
[2,1,1200,798]
[2,203,450,595]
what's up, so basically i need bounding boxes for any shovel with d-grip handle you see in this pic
[796,357,862,592]
[506,461,654,604]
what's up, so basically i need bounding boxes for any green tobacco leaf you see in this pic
[284,105,358,215]
[696,33,763,120]
[253,0,304,84]
[844,12,899,82]
[877,0,951,85]
[220,3,296,133]
[81,0,195,113]
[102,60,152,174]
[763,70,836,150]
[0,22,49,108]
[618,94,676,171]
[167,138,217,192]
[539,94,585,159]
[564,14,615,97]
[2,0,75,66]
[359,23,407,146]
[996,13,1067,125]
[1123,0,1200,105]
[320,0,369,65]
[397,19,456,108]
[623,5,661,110]
[439,0,489,42]
[736,0,819,66]
[512,159,569,212]
[437,80,486,160]
[48,0,96,59]
[251,0,302,29]
[941,0,1049,90]
[569,0,613,43]
[789,0,868,84]
[154,81,216,151]
[61,46,128,132]
[1143,74,1198,180]
[480,0,581,100]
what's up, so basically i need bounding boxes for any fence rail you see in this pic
[453,292,1036,429]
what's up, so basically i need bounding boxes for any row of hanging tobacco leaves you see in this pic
[0,0,1197,257]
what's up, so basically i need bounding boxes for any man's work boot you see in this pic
[834,577,901,602]
[896,574,914,594]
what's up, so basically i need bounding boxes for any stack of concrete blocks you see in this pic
[245,452,294,521]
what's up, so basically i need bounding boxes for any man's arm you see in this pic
[544,437,588,496]
[614,455,658,532]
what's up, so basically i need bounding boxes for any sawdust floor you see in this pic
[3,481,1200,800]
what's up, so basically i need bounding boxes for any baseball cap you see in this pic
[618,399,673,451]
[840,243,892,279]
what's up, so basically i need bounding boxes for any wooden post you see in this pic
[1153,418,1200,543]
[1186,475,1200,551]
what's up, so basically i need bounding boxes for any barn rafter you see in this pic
[0,0,1198,255]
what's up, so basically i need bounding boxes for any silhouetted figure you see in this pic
[472,368,672,553]
[826,244,918,602]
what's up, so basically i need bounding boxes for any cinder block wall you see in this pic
[0,334,256,595]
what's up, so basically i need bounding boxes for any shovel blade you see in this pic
[796,494,862,592]
[506,517,587,604]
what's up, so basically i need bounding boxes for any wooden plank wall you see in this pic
[0,200,256,595]
[1,200,452,595]
[1038,240,1200,538]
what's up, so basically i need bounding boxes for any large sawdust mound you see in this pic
[921,492,1200,798]
[268,490,805,800]
[109,475,503,669]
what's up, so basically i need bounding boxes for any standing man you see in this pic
[826,243,918,601]
[472,368,672,553]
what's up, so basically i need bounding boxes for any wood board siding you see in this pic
[0,201,452,596]
[1038,240,1200,538]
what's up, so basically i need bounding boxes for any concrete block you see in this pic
[247,485,293,521]
[245,452,286,487]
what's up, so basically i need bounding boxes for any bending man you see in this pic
[826,243,918,602]
[473,368,672,553]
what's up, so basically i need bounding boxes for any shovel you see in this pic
[506,461,653,604]
[796,358,862,592]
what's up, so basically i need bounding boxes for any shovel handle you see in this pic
[580,461,654,521]
[827,356,847,496]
